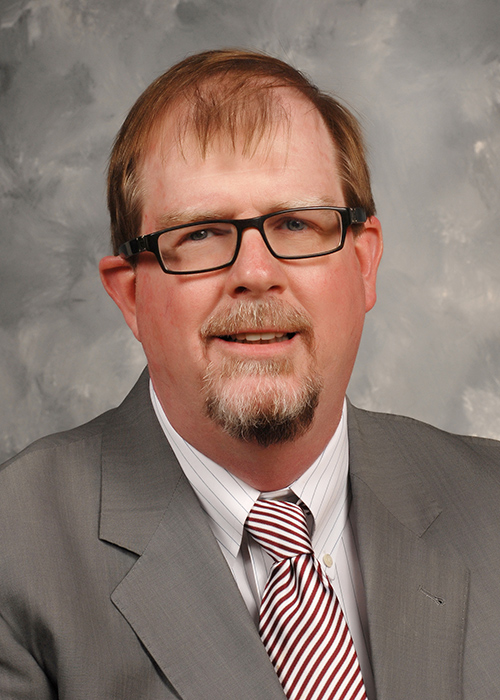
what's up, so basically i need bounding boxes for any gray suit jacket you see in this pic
[1,369,499,699]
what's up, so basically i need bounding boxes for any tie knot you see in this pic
[245,499,313,562]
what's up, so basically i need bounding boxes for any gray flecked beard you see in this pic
[201,300,323,447]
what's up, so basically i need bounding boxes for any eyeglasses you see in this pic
[118,206,367,275]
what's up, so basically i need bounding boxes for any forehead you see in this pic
[138,88,343,228]
[144,87,337,172]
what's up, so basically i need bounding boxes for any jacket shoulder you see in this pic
[0,407,113,478]
[348,403,500,471]
[347,404,500,543]
[0,369,150,480]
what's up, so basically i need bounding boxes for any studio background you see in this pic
[1,0,500,463]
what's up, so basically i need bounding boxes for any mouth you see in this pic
[218,331,296,345]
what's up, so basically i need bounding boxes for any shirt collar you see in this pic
[150,381,349,558]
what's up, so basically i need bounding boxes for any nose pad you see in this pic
[236,225,271,258]
[226,227,286,295]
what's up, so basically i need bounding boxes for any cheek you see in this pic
[133,273,179,366]
[135,273,215,368]
[300,259,366,352]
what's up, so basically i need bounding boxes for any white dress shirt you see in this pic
[150,383,375,698]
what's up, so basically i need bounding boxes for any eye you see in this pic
[188,228,211,241]
[172,222,235,249]
[178,227,220,245]
[284,218,307,232]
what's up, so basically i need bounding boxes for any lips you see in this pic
[220,331,295,344]
[200,300,314,350]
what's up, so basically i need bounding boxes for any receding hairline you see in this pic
[135,82,340,202]
[137,80,318,165]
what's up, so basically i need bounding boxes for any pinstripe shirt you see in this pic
[151,383,375,697]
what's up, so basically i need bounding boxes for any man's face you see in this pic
[103,89,382,447]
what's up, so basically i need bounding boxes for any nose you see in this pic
[224,226,288,298]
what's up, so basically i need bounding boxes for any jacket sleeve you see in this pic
[0,612,55,699]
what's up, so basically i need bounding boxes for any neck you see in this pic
[159,393,343,491]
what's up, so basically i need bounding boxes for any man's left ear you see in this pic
[99,255,141,340]
[354,216,383,312]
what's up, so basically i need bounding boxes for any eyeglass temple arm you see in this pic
[349,207,367,225]
[119,237,149,258]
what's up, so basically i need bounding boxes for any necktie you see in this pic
[245,499,367,700]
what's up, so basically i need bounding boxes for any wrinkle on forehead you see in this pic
[150,84,301,166]
[150,88,340,175]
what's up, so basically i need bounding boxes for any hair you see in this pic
[107,48,376,254]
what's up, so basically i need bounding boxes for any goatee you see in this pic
[201,300,323,447]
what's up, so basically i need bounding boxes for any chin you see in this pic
[202,363,323,447]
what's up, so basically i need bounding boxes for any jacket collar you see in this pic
[347,400,442,536]
[99,368,178,555]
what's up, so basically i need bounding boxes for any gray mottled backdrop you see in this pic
[1,0,500,463]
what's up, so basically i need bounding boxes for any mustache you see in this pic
[200,299,314,343]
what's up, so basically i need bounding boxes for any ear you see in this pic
[99,256,141,340]
[353,216,383,312]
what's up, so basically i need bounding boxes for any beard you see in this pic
[200,300,323,447]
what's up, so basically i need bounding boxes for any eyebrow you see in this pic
[271,197,342,211]
[155,209,232,231]
[153,197,343,231]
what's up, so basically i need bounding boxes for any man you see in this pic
[0,49,499,700]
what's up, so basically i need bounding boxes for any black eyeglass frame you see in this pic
[118,206,367,275]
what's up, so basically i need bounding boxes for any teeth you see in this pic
[230,332,288,343]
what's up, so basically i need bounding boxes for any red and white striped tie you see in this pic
[246,499,367,700]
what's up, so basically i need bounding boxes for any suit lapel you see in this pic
[347,403,469,700]
[99,370,285,700]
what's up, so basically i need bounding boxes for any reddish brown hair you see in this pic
[107,49,375,253]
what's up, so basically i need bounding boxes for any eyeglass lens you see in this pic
[157,209,344,273]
